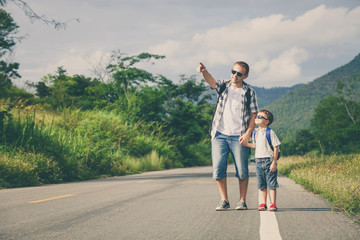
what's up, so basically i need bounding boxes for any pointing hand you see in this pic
[197,62,206,73]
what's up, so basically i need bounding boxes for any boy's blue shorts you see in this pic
[256,158,279,190]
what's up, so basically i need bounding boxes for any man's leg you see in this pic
[239,178,248,202]
[211,132,229,208]
[229,136,249,210]
[230,139,249,201]
[216,177,228,202]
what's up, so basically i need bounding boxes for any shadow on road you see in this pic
[92,172,257,182]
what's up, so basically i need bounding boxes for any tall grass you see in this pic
[123,150,165,173]
[278,154,360,220]
[1,104,207,188]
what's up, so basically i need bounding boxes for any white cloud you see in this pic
[143,5,360,87]
[54,49,112,80]
[252,48,309,86]
[7,1,360,89]
[19,49,112,82]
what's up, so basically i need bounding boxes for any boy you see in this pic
[246,109,281,211]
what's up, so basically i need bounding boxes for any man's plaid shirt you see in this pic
[210,80,259,139]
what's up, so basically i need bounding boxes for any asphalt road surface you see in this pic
[1,163,359,240]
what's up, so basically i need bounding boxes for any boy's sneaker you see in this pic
[258,203,267,211]
[235,201,248,210]
[216,200,230,211]
[269,203,277,211]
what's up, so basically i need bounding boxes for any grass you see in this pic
[0,103,212,188]
[0,149,62,188]
[278,154,360,221]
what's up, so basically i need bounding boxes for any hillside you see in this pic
[266,53,360,139]
[207,84,302,108]
[252,85,303,108]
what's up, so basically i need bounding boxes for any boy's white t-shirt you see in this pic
[253,128,281,158]
[216,86,245,136]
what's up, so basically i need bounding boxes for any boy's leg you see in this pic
[270,189,276,204]
[260,189,267,204]
[256,158,268,210]
[265,158,279,210]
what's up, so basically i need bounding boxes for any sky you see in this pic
[3,0,360,90]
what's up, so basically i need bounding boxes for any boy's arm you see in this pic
[246,142,256,149]
[273,145,279,161]
[270,146,279,173]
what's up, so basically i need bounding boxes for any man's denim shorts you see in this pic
[211,131,249,180]
[256,158,279,190]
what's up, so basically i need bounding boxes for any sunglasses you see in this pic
[255,115,268,120]
[231,70,244,77]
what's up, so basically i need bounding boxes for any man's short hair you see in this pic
[234,61,250,75]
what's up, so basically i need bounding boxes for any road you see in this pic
[1,163,359,240]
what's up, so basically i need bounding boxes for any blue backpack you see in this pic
[254,127,280,160]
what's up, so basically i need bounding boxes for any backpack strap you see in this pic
[266,127,274,151]
[215,81,227,104]
[245,87,251,113]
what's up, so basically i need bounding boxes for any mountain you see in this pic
[207,84,302,108]
[252,85,303,108]
[265,53,360,140]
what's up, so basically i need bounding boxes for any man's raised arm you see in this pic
[197,62,216,89]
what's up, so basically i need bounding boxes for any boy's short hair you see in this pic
[259,109,274,126]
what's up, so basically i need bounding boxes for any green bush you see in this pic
[0,150,62,188]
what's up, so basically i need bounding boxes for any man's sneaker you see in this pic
[216,200,230,211]
[269,203,277,211]
[235,201,248,210]
[258,203,267,211]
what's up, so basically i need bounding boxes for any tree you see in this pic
[33,81,50,98]
[163,76,213,143]
[0,8,18,54]
[312,95,360,154]
[176,74,212,103]
[33,67,109,109]
[0,9,21,96]
[107,51,165,97]
[295,129,318,155]
[336,74,360,124]
[125,86,166,123]
[0,0,79,30]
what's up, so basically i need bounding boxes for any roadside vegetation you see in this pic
[0,100,211,188]
[278,154,360,221]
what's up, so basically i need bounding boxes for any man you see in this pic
[197,61,258,211]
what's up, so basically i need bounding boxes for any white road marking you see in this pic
[259,191,282,240]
